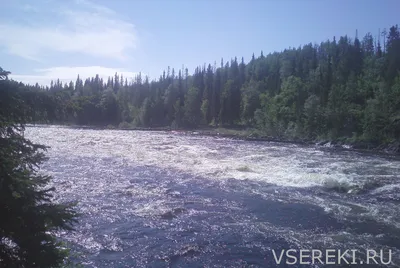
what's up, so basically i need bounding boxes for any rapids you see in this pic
[25,126,400,267]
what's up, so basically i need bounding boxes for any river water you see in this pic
[25,126,400,267]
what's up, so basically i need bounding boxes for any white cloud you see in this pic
[0,1,137,61]
[10,66,138,86]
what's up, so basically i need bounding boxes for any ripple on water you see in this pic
[24,126,400,267]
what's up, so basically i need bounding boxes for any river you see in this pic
[25,126,400,267]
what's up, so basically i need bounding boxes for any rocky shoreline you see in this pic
[190,130,400,155]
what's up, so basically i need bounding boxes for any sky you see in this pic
[0,0,398,86]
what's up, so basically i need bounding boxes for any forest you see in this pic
[4,25,400,148]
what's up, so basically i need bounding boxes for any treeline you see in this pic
[8,25,400,145]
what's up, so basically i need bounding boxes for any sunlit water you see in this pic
[25,126,400,267]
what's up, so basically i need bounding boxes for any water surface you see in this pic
[25,126,400,267]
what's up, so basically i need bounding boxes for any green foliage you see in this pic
[303,94,322,138]
[220,80,236,125]
[184,87,201,127]
[240,80,262,124]
[6,24,400,146]
[0,69,78,267]
[139,97,152,126]
[99,89,119,125]
[200,99,209,124]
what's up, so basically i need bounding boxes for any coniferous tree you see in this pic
[6,24,400,149]
[0,68,77,267]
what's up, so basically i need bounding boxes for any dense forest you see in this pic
[5,25,400,147]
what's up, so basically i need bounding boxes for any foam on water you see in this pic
[26,126,398,189]
[23,126,400,267]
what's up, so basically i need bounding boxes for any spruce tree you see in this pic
[0,68,77,268]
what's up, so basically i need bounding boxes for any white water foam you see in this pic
[26,126,398,189]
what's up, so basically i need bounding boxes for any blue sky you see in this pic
[0,0,398,86]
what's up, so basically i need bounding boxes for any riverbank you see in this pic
[182,128,400,155]
[27,123,400,155]
[115,125,400,155]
